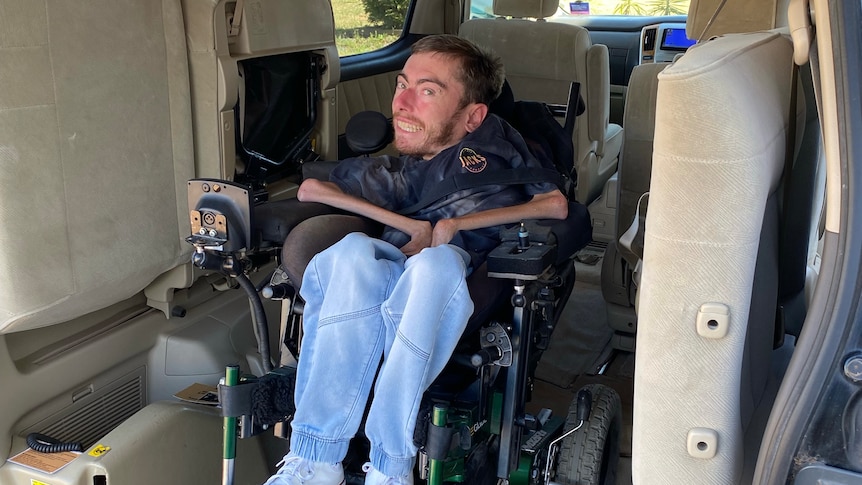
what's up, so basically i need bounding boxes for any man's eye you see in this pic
[396,81,406,89]
[422,88,435,96]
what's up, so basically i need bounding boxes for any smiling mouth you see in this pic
[395,119,423,133]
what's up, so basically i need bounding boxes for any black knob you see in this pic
[470,347,502,367]
[262,284,295,300]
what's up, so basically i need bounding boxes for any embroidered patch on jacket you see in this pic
[460,147,487,173]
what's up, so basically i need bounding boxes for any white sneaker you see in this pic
[263,453,345,485]
[362,463,413,485]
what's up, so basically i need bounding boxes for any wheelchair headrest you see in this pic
[344,111,394,155]
[489,79,515,121]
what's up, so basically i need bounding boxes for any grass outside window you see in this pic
[333,0,402,57]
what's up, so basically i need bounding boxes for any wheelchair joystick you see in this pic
[517,222,530,251]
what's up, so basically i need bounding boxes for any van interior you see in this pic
[0,0,837,483]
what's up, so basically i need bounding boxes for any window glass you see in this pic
[333,0,407,57]
[469,0,691,19]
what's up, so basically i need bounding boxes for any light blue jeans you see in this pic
[290,233,474,477]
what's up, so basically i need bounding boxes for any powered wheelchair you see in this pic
[185,84,621,485]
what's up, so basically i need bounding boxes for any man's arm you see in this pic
[297,178,433,255]
[430,190,568,246]
[299,179,568,252]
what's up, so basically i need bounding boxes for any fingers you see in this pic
[400,243,419,256]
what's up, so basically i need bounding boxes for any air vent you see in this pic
[586,240,608,252]
[643,27,657,52]
[20,367,146,449]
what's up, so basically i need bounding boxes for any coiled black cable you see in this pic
[26,433,83,453]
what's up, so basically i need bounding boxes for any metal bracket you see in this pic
[480,323,513,367]
[228,0,245,37]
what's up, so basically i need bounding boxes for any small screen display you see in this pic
[661,28,696,51]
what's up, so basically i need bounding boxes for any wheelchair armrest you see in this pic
[254,199,338,247]
[486,200,593,280]
[534,200,593,265]
[487,222,557,281]
[301,160,340,181]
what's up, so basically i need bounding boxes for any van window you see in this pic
[334,0,406,57]
[469,0,691,18]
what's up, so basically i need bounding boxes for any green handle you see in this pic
[223,365,240,460]
[427,405,448,485]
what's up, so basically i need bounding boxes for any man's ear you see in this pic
[464,103,489,133]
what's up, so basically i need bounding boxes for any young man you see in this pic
[264,34,568,485]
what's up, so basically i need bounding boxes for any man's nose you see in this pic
[393,88,414,112]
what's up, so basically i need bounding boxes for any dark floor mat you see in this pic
[535,281,612,388]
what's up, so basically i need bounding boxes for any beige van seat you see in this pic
[182,0,340,178]
[600,61,666,350]
[688,0,786,40]
[0,0,195,333]
[0,0,341,333]
[458,0,623,206]
[631,31,794,484]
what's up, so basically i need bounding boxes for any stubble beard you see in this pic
[394,108,464,159]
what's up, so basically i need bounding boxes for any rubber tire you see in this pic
[555,383,622,485]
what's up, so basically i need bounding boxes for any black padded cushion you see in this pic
[280,214,382,286]
[254,200,339,247]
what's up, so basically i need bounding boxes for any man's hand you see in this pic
[431,218,460,247]
[400,218,459,255]
[400,219,433,256]
[299,179,439,254]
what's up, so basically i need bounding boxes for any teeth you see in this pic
[396,120,422,133]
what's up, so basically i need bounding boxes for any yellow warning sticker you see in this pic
[31,480,51,485]
[88,444,111,457]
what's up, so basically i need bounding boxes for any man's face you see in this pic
[391,52,473,159]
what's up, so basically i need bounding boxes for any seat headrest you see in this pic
[493,0,557,19]
[687,0,788,41]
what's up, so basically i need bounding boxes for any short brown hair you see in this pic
[410,34,505,107]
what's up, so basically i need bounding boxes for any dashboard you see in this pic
[546,15,690,124]
[639,22,696,63]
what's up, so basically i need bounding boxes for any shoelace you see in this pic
[269,455,315,484]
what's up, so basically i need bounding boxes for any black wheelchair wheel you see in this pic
[555,383,622,485]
